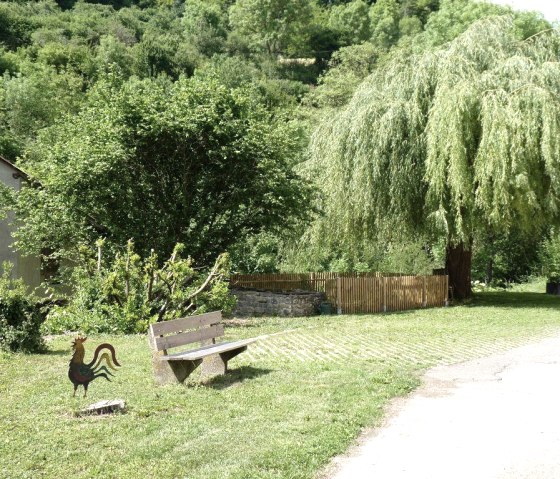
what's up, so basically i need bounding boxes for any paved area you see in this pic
[244,326,559,364]
[326,335,560,479]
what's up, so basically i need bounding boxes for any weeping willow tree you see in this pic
[309,16,560,299]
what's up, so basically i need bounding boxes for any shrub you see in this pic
[43,240,236,335]
[540,232,560,279]
[548,272,560,284]
[0,262,44,353]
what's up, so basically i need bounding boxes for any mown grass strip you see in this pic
[1,287,559,479]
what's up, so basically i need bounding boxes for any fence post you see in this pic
[445,275,449,307]
[383,277,387,312]
[422,276,427,308]
[336,276,342,315]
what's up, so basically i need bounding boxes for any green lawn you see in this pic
[2,285,560,479]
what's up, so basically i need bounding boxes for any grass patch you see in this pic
[1,287,560,479]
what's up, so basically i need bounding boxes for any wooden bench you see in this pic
[148,311,256,385]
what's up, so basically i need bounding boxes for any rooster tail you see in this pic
[87,343,121,368]
[93,372,112,382]
[93,352,119,372]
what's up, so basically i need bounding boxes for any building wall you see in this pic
[0,161,41,290]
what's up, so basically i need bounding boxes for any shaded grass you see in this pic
[1,287,560,479]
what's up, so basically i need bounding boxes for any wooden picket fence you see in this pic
[230,272,448,314]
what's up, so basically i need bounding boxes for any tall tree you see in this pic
[228,0,314,55]
[368,0,400,50]
[328,0,371,46]
[308,16,560,299]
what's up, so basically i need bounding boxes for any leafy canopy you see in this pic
[309,16,560,248]
[14,75,312,264]
[229,0,314,55]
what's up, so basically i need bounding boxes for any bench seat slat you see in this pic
[154,324,224,351]
[150,311,222,337]
[161,339,257,361]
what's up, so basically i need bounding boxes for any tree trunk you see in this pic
[485,258,493,285]
[446,241,472,300]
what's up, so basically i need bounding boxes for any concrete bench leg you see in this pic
[200,354,227,377]
[152,352,201,386]
[200,346,248,378]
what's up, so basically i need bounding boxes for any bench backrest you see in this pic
[148,311,223,352]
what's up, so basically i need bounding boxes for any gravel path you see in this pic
[324,334,560,479]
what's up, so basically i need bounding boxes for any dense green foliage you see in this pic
[14,76,311,263]
[471,229,544,285]
[43,240,235,334]
[539,231,560,282]
[0,262,44,352]
[306,15,559,287]
[0,0,448,276]
[0,0,556,286]
[0,0,444,161]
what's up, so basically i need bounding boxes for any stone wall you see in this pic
[231,289,327,317]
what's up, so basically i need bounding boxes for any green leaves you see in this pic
[0,261,43,353]
[309,16,560,250]
[15,75,311,264]
[43,240,236,335]
[229,0,314,55]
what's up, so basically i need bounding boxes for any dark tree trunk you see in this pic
[485,258,493,285]
[446,241,472,300]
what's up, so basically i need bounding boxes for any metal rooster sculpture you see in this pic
[68,336,121,397]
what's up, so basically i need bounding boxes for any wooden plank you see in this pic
[336,276,342,314]
[408,276,412,309]
[154,324,224,351]
[150,311,222,337]
[360,277,364,313]
[355,277,359,314]
[402,276,406,310]
[383,277,387,312]
[376,277,380,312]
[348,277,354,314]
[363,277,367,313]
[162,338,256,360]
[400,276,404,310]
[362,277,366,313]
[352,277,356,314]
[374,276,378,313]
[372,277,376,313]
[365,277,369,312]
[351,277,355,314]
[365,277,369,313]
[348,277,353,314]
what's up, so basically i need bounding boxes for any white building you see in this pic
[0,155,41,290]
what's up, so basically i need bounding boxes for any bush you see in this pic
[548,272,560,284]
[540,232,560,281]
[0,262,44,353]
[43,240,237,335]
